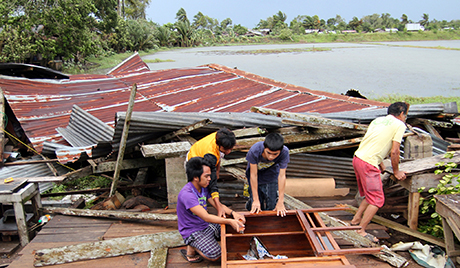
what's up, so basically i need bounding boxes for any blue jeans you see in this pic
[245,182,279,211]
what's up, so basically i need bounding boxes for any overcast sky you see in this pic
[146,0,460,28]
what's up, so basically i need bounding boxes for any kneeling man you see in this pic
[177,157,246,263]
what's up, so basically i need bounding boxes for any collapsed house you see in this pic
[0,53,459,266]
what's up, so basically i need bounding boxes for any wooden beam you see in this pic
[41,207,178,221]
[251,106,367,131]
[152,119,212,144]
[232,127,266,138]
[93,157,159,174]
[110,84,137,197]
[41,183,163,197]
[148,247,168,268]
[34,231,184,266]
[141,141,191,159]
[346,205,447,248]
[288,138,362,154]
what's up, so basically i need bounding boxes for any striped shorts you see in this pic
[185,223,221,259]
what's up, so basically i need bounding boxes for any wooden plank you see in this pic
[41,207,178,221]
[385,152,460,175]
[251,106,367,131]
[33,231,184,266]
[346,205,447,248]
[92,157,159,173]
[233,127,267,138]
[152,119,212,144]
[148,247,168,268]
[141,141,191,159]
[103,221,178,240]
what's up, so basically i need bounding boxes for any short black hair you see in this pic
[186,157,211,182]
[216,128,236,149]
[263,133,284,151]
[387,102,409,117]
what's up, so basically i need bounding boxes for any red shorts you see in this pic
[353,156,384,208]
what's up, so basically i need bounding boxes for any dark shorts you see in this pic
[184,223,221,259]
[245,181,279,211]
[353,156,384,208]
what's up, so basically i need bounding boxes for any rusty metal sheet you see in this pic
[0,53,389,154]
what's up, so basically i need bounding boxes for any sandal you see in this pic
[180,249,203,263]
[362,233,379,243]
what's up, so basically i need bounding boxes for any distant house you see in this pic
[305,29,320,34]
[341,30,357,33]
[405,23,425,31]
[385,28,399,32]
[246,28,271,37]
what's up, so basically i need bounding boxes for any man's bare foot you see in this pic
[358,231,379,243]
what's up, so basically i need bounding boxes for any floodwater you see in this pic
[143,40,460,98]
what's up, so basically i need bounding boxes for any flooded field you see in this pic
[144,40,460,98]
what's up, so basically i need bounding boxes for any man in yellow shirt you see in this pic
[350,102,408,243]
[187,128,236,217]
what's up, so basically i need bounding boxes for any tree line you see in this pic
[1,1,459,68]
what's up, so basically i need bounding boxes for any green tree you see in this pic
[420,13,429,27]
[220,18,232,30]
[155,25,174,47]
[176,7,188,23]
[233,24,247,35]
[124,0,150,20]
[401,14,408,24]
[93,0,118,32]
[348,16,363,30]
[175,20,194,47]
[126,19,157,51]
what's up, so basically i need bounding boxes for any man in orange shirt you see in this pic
[187,128,236,217]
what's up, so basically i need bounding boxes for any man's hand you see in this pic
[274,202,287,217]
[394,170,407,181]
[229,219,245,233]
[232,211,246,224]
[250,200,261,214]
[217,204,226,218]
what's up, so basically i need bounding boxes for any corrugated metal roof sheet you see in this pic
[0,53,390,153]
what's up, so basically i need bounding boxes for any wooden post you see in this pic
[0,88,4,165]
[165,157,187,209]
[404,133,432,230]
[109,84,137,197]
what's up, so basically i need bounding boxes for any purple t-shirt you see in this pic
[245,141,290,185]
[177,182,211,240]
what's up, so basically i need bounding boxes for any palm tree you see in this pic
[156,26,173,47]
[401,14,408,24]
[420,13,429,27]
[175,20,193,47]
[176,8,188,23]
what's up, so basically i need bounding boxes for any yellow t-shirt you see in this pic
[187,132,220,166]
[355,115,406,168]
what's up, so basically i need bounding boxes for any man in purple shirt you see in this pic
[177,157,246,263]
[245,133,290,217]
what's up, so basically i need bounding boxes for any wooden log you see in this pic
[40,207,177,221]
[34,231,184,266]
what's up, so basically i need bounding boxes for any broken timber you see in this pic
[141,141,191,159]
[41,207,178,221]
[34,231,184,266]
[110,83,137,197]
[221,137,362,166]
[251,106,368,131]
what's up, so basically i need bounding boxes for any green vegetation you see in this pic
[43,175,113,200]
[373,95,460,110]
[418,152,460,238]
[2,2,460,71]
